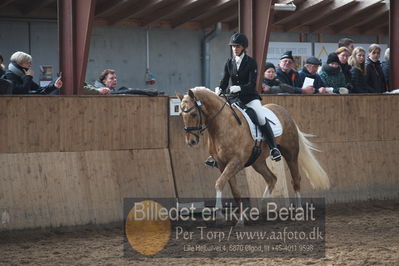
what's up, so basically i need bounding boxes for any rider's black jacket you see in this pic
[219,54,261,104]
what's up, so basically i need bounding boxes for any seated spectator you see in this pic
[319,53,348,94]
[82,69,161,96]
[298,56,326,93]
[348,47,373,93]
[365,44,386,93]
[381,48,390,91]
[82,69,116,95]
[336,47,352,90]
[0,54,5,77]
[276,51,314,94]
[338,37,354,53]
[3,51,62,94]
[262,62,298,94]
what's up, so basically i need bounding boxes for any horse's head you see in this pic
[177,89,206,146]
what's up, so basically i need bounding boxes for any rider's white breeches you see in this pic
[246,99,267,125]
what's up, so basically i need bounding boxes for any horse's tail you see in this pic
[296,125,330,190]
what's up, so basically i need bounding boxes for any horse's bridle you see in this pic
[181,95,227,141]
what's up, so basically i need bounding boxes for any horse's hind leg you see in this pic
[251,159,277,199]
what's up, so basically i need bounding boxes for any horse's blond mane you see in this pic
[189,87,224,104]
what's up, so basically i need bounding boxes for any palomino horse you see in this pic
[177,87,330,224]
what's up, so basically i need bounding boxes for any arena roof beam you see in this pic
[0,0,16,9]
[200,4,237,29]
[310,0,383,32]
[140,0,198,27]
[274,0,331,25]
[171,0,232,29]
[59,0,96,95]
[284,0,356,32]
[332,3,388,33]
[95,0,128,17]
[21,0,55,15]
[360,14,389,34]
[108,0,165,26]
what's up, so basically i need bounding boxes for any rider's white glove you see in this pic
[230,85,241,93]
[214,87,222,96]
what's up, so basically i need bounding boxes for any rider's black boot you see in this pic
[204,156,218,168]
[259,120,282,161]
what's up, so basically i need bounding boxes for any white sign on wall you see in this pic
[170,98,181,116]
[314,43,338,65]
[266,42,312,70]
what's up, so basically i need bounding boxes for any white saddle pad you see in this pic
[233,103,283,141]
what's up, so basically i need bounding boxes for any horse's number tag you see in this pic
[196,100,202,107]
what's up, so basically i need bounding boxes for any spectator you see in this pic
[348,47,373,93]
[319,53,348,94]
[335,47,352,90]
[338,38,354,53]
[276,51,314,94]
[82,69,116,95]
[365,44,386,93]
[298,56,326,93]
[3,51,62,94]
[381,48,390,90]
[262,62,298,94]
[0,54,5,77]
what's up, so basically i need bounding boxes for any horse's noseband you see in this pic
[181,96,227,140]
[182,100,205,141]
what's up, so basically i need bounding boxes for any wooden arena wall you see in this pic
[0,94,398,231]
[0,96,176,231]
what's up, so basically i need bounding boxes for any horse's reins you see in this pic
[222,92,242,125]
[182,96,228,140]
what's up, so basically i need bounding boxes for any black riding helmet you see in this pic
[229,33,248,48]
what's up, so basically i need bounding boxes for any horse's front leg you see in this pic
[215,160,242,219]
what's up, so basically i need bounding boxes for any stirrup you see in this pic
[270,148,281,162]
[204,156,217,168]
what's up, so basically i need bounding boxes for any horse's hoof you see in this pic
[204,157,218,168]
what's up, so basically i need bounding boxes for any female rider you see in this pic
[206,33,281,167]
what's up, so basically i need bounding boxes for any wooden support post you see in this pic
[58,0,96,95]
[239,0,274,93]
[390,0,399,91]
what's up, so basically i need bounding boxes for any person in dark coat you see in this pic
[381,48,390,91]
[276,51,314,94]
[209,33,281,165]
[262,62,298,94]
[319,53,348,94]
[348,47,373,93]
[365,44,387,93]
[0,54,5,77]
[336,47,352,91]
[3,51,62,94]
[298,56,326,93]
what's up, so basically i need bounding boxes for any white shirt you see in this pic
[235,53,245,70]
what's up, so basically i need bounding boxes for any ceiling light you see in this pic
[274,2,297,12]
